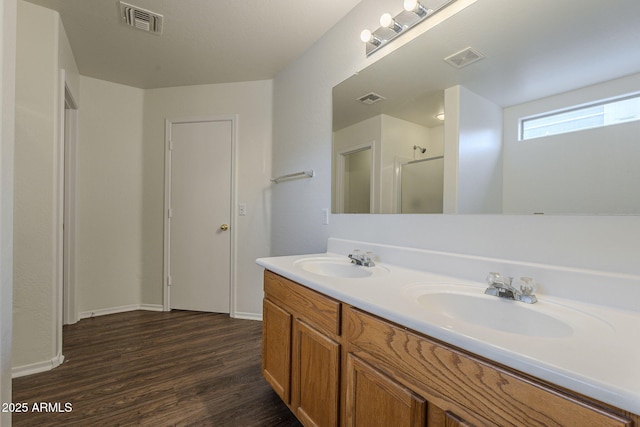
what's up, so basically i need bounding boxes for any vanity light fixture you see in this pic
[361,0,456,56]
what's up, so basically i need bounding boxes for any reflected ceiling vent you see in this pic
[119,1,163,35]
[357,92,386,105]
[444,47,484,69]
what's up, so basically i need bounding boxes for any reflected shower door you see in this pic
[400,156,444,213]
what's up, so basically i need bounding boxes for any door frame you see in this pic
[62,77,78,325]
[163,115,238,316]
[334,141,376,214]
[56,69,79,341]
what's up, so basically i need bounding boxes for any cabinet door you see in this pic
[292,319,340,427]
[443,410,473,427]
[262,298,292,403]
[345,353,426,427]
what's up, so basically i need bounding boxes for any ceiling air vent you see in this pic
[119,1,163,35]
[357,92,386,105]
[444,47,484,69]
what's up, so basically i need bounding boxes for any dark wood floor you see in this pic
[12,310,302,426]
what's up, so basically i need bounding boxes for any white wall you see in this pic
[58,16,79,103]
[77,79,273,319]
[444,85,503,214]
[456,86,503,214]
[332,115,381,213]
[0,0,16,422]
[503,73,640,214]
[14,27,273,373]
[77,76,145,314]
[272,0,479,256]
[143,81,273,317]
[13,1,67,372]
[271,0,640,280]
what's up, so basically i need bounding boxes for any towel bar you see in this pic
[271,170,314,184]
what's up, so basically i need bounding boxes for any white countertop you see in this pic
[256,251,640,414]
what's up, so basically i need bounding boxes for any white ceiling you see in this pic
[24,0,362,89]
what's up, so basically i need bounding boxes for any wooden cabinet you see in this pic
[262,271,341,426]
[261,298,291,402]
[344,353,426,426]
[344,305,635,427]
[292,319,340,426]
[262,271,639,427]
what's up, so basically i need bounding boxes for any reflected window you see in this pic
[520,93,640,140]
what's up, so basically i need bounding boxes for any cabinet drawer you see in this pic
[345,307,632,427]
[264,270,341,336]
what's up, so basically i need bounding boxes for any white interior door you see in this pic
[168,119,232,313]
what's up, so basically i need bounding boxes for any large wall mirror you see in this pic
[332,0,640,215]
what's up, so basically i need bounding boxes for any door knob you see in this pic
[219,224,229,231]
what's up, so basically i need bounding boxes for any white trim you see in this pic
[163,119,171,311]
[12,353,65,379]
[78,304,164,320]
[140,304,164,312]
[63,81,78,325]
[233,312,262,321]
[393,155,413,214]
[53,70,64,366]
[163,115,238,316]
[229,116,239,318]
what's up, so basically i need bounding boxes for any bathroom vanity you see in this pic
[257,239,640,426]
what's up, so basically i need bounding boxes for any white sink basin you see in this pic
[403,284,612,338]
[417,291,573,337]
[294,257,388,279]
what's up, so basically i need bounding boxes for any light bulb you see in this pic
[403,0,419,12]
[360,29,382,46]
[360,29,373,43]
[380,13,393,28]
[380,13,403,33]
[404,0,429,17]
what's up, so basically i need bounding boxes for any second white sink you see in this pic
[403,284,612,338]
[417,291,573,337]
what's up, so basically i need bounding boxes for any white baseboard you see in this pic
[233,311,262,321]
[78,303,164,320]
[140,304,164,312]
[12,352,65,378]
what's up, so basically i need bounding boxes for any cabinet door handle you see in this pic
[219,224,229,231]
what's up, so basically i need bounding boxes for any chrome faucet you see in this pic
[484,272,538,304]
[348,250,376,267]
